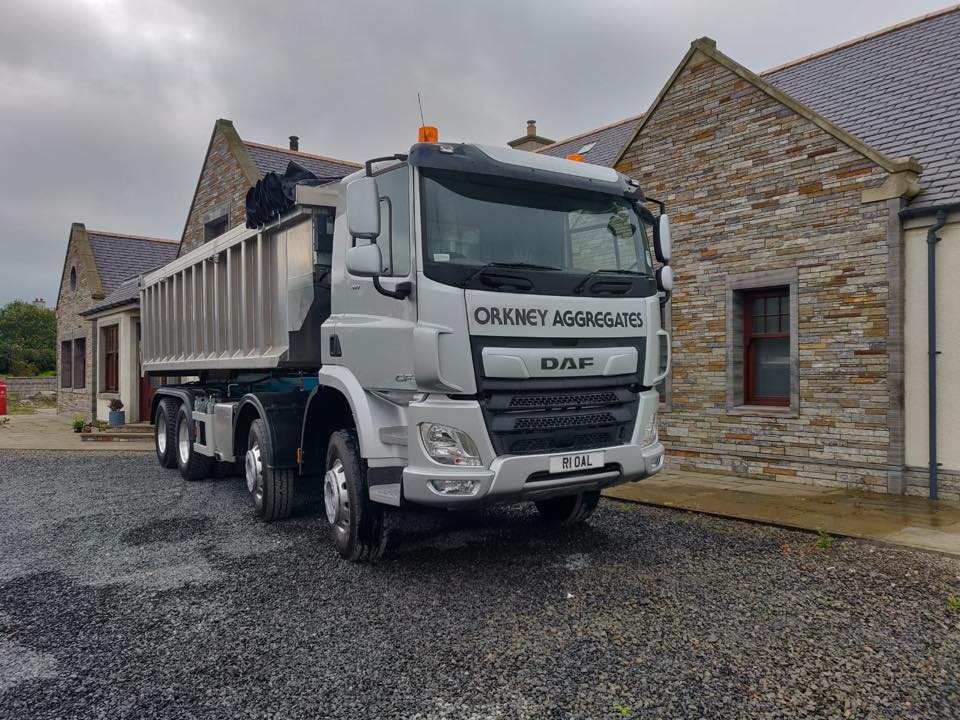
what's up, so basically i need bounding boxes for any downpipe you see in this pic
[925,209,947,499]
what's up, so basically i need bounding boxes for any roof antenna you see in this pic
[417,92,439,143]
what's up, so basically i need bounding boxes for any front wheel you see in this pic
[245,419,294,522]
[535,490,601,525]
[324,430,385,562]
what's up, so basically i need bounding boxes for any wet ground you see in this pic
[1,450,959,719]
[608,469,960,557]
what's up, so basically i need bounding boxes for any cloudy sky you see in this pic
[0,0,948,306]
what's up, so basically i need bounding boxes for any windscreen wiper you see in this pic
[573,268,650,294]
[459,262,562,289]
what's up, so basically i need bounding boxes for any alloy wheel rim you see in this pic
[156,414,166,455]
[177,420,190,465]
[324,459,349,536]
[245,442,264,504]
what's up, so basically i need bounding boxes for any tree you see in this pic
[0,301,56,376]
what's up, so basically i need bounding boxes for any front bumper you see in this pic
[401,390,664,507]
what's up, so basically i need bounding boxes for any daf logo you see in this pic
[541,356,594,371]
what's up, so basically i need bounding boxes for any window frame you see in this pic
[743,287,790,407]
[72,337,86,390]
[102,324,119,394]
[61,340,73,388]
[725,268,799,417]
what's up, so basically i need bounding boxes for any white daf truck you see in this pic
[140,140,673,561]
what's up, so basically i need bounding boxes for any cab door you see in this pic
[330,165,418,391]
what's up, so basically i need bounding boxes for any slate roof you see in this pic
[764,6,960,206]
[537,115,643,167]
[80,276,142,316]
[534,7,960,206]
[86,232,178,295]
[243,141,360,180]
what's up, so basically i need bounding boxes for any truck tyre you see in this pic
[175,404,212,482]
[535,490,601,525]
[154,398,178,469]
[324,430,385,562]
[245,419,294,522]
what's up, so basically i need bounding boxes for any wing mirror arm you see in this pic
[373,276,411,300]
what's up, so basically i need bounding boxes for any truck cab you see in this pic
[143,140,673,561]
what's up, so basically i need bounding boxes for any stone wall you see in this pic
[2,377,57,396]
[616,49,897,493]
[56,225,97,419]
[179,122,257,256]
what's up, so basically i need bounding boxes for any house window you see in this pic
[726,268,798,415]
[70,266,77,292]
[743,288,790,406]
[61,340,73,388]
[204,215,229,242]
[102,325,119,393]
[72,337,86,389]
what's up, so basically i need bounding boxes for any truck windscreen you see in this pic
[420,169,653,293]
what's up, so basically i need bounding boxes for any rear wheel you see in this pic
[324,430,385,562]
[535,490,601,525]
[154,398,178,469]
[245,419,294,522]
[175,404,212,481]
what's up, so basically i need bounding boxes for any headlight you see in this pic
[642,411,658,447]
[419,423,482,466]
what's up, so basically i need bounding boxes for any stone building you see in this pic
[178,119,359,256]
[55,122,359,422]
[538,7,960,500]
[55,225,177,420]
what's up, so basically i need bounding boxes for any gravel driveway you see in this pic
[0,450,958,719]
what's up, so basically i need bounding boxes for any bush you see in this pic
[108,398,124,412]
[0,301,56,376]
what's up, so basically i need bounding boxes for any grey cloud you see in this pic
[0,0,945,305]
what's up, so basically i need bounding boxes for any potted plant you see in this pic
[72,415,85,433]
[108,398,125,426]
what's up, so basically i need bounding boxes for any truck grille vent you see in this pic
[478,383,638,456]
[508,391,619,409]
[514,412,617,431]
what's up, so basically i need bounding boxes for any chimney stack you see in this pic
[507,119,554,152]
[289,135,299,152]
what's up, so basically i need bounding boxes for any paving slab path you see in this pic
[0,408,153,452]
[607,469,960,558]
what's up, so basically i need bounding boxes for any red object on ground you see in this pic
[0,380,7,415]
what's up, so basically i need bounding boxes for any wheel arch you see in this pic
[300,386,355,475]
[315,366,404,462]
[150,387,193,423]
[233,392,309,471]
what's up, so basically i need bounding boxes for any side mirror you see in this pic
[654,214,672,264]
[346,243,383,277]
[656,265,674,293]
[346,177,380,240]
